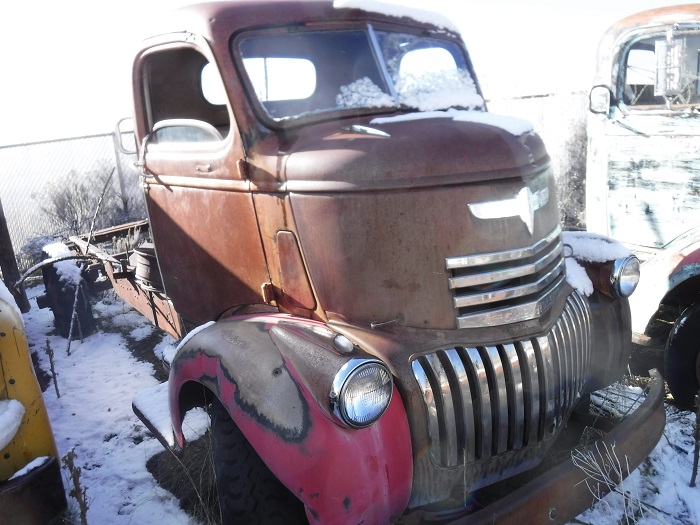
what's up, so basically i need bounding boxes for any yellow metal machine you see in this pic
[0,290,66,524]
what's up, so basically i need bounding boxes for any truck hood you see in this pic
[277,111,562,331]
[281,110,548,191]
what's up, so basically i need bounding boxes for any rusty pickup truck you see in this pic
[39,1,664,523]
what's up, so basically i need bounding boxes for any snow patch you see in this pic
[565,258,594,297]
[562,230,631,263]
[371,108,533,136]
[0,279,23,325]
[42,242,83,287]
[133,382,174,447]
[54,260,82,287]
[175,320,215,354]
[0,399,25,451]
[333,0,459,32]
[562,231,631,296]
[129,324,154,342]
[9,456,50,481]
[153,336,178,366]
[452,110,533,136]
[42,242,72,259]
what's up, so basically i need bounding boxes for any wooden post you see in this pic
[0,199,31,313]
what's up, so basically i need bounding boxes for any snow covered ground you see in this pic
[14,285,700,524]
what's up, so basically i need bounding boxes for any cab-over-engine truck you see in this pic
[47,1,665,523]
[587,4,700,410]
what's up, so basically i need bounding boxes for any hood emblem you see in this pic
[468,186,549,235]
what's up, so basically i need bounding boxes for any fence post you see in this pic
[0,199,31,313]
[112,132,129,217]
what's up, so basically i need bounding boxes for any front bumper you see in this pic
[0,456,67,525]
[440,369,665,525]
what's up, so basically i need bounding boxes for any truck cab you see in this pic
[48,1,666,523]
[587,5,700,408]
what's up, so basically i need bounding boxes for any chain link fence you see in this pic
[0,132,146,272]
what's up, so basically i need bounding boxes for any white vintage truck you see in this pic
[587,4,700,409]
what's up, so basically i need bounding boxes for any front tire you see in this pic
[664,304,700,409]
[210,397,307,525]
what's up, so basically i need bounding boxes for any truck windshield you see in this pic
[236,26,484,123]
[624,33,700,108]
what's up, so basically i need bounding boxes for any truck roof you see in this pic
[157,0,460,43]
[594,4,700,86]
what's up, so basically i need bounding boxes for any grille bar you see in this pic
[412,291,591,467]
[447,226,566,329]
[446,226,561,269]
[453,257,565,308]
[449,240,563,290]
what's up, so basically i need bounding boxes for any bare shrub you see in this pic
[558,115,587,231]
[572,443,670,524]
[38,163,127,238]
[62,449,90,525]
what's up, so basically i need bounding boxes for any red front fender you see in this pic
[169,315,413,525]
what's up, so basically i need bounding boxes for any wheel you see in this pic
[210,397,307,525]
[664,304,700,409]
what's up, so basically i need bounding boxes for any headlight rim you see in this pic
[330,358,393,429]
[611,254,640,298]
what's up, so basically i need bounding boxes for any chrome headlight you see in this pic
[330,358,393,428]
[611,255,640,298]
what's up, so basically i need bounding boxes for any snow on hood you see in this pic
[0,399,25,451]
[371,109,534,136]
[562,231,632,297]
[333,0,459,33]
[0,278,23,326]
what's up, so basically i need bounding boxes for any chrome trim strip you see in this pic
[453,258,565,308]
[484,345,508,454]
[445,226,561,270]
[519,340,540,445]
[468,347,492,459]
[427,352,459,466]
[456,275,565,329]
[502,343,524,450]
[448,240,562,290]
[445,348,476,464]
[537,335,557,437]
[412,360,440,452]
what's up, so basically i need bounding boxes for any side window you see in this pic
[142,47,230,145]
[624,46,659,105]
[242,57,316,101]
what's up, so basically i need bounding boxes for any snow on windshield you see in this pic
[336,77,394,109]
[395,69,483,111]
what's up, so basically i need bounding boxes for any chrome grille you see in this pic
[446,226,565,329]
[411,291,591,467]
